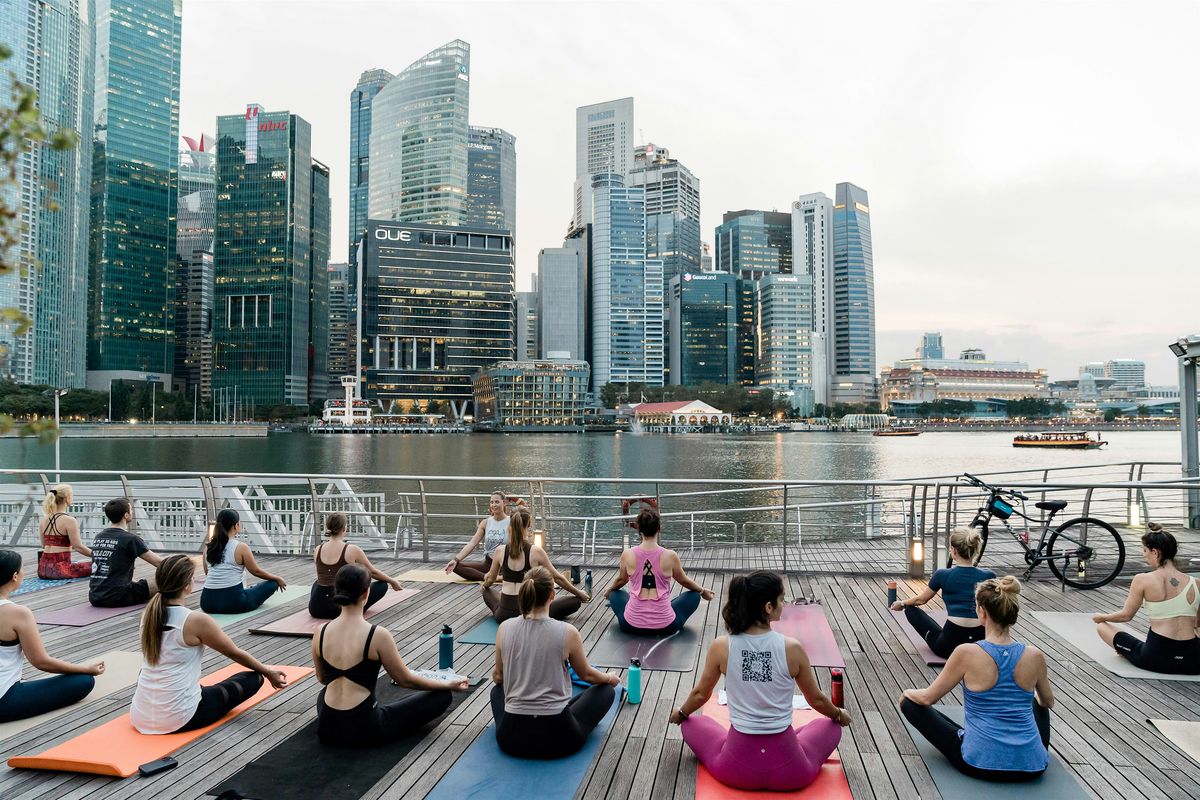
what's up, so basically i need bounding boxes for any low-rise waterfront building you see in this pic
[473,360,590,431]
[630,400,732,432]
[880,349,1049,410]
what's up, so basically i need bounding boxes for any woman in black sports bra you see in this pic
[312,564,467,746]
[482,508,588,622]
[309,512,404,619]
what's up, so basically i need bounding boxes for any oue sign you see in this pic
[374,229,413,242]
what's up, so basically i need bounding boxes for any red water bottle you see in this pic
[830,669,844,708]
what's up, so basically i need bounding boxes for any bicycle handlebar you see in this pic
[959,473,1028,501]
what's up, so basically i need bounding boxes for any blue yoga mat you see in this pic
[425,688,623,800]
[458,616,500,645]
[13,576,85,596]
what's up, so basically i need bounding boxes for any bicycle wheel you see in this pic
[1045,517,1125,589]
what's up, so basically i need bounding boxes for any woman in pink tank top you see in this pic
[602,508,714,636]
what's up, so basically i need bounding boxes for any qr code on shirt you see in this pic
[741,650,773,682]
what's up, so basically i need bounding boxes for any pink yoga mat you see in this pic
[771,605,845,669]
[890,608,947,666]
[37,579,204,627]
[249,588,420,637]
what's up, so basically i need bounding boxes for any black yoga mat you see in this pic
[207,681,478,800]
[587,623,701,672]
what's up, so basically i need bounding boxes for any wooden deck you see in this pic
[1,547,1198,799]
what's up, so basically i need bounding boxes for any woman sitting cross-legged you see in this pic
[38,484,93,579]
[0,550,103,723]
[603,508,714,636]
[670,571,849,792]
[199,509,288,614]
[482,508,587,622]
[131,554,287,734]
[900,575,1053,782]
[309,512,403,620]
[313,564,467,747]
[491,566,619,759]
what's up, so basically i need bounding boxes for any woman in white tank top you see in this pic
[199,509,288,615]
[670,571,850,791]
[445,491,513,582]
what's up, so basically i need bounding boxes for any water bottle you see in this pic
[439,625,454,671]
[570,565,581,584]
[887,580,897,606]
[830,669,844,708]
[585,569,593,596]
[628,658,642,704]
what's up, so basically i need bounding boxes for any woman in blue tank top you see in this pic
[892,528,994,658]
[900,576,1054,782]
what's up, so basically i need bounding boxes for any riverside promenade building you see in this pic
[880,350,1050,410]
[630,399,732,432]
[473,359,590,431]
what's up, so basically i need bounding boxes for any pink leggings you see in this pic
[681,715,842,792]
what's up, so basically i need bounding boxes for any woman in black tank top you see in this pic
[309,513,404,619]
[481,510,588,622]
[312,564,467,746]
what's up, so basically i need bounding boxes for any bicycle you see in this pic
[952,473,1125,589]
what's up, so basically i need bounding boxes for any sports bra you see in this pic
[1145,575,1200,620]
[41,513,70,548]
[500,543,532,583]
[317,623,379,691]
[315,543,350,587]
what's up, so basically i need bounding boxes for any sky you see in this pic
[180,0,1199,386]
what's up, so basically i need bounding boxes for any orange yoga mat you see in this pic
[7,663,312,777]
[693,696,853,799]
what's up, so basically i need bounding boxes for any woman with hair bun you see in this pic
[312,564,466,746]
[891,527,995,658]
[309,512,403,620]
[199,509,287,614]
[900,576,1054,782]
[670,571,848,792]
[1092,523,1200,674]
[490,566,618,759]
[37,484,92,579]
[482,508,586,621]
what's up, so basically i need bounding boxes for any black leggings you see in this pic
[904,606,984,659]
[317,686,452,746]
[609,589,701,636]
[482,587,581,621]
[490,682,615,759]
[175,671,264,733]
[1113,629,1200,675]
[453,556,492,582]
[900,698,1050,782]
[309,581,388,619]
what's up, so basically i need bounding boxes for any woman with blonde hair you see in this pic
[445,490,514,581]
[482,508,586,621]
[891,527,994,658]
[37,484,92,579]
[309,512,403,620]
[490,566,618,758]
[900,576,1054,782]
[131,555,286,734]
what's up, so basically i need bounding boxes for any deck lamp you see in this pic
[533,530,544,549]
[909,535,925,578]
[206,521,216,543]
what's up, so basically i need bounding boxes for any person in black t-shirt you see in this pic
[88,498,163,608]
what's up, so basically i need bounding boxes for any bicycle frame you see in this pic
[969,490,1094,568]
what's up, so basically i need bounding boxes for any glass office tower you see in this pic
[467,126,516,233]
[714,210,793,278]
[173,136,216,399]
[347,68,393,261]
[309,160,331,402]
[87,0,182,389]
[669,273,736,386]
[756,272,815,414]
[832,182,876,403]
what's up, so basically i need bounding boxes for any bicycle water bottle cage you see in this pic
[989,498,1014,519]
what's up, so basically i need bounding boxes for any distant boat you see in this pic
[269,424,291,434]
[1013,431,1106,449]
[873,426,920,437]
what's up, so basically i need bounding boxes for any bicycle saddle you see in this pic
[1035,500,1068,512]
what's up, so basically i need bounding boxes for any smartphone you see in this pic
[468,675,485,687]
[138,757,178,777]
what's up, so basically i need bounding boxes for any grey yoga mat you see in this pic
[587,624,701,672]
[904,705,1088,798]
[890,608,948,666]
[1030,612,1200,681]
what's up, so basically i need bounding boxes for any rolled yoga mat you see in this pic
[588,624,701,672]
[902,705,1088,798]
[35,578,204,627]
[397,568,479,584]
[772,605,845,669]
[1030,612,1200,681]
[890,608,948,666]
[458,616,501,645]
[1149,719,1200,764]
[0,650,142,743]
[249,588,420,638]
[206,681,480,800]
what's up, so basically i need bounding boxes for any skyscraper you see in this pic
[537,236,588,362]
[87,0,182,390]
[369,40,470,225]
[1103,359,1146,391]
[628,143,701,291]
[309,160,331,402]
[572,98,634,230]
[0,0,93,387]
[348,68,393,262]
[326,263,353,392]
[669,273,737,386]
[917,332,944,360]
[467,126,516,232]
[715,210,793,277]
[756,273,815,414]
[516,286,539,361]
[793,193,832,405]
[173,135,216,400]
[831,182,876,403]
[212,106,328,406]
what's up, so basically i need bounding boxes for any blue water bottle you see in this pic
[585,569,593,596]
[628,658,642,704]
[439,625,454,671]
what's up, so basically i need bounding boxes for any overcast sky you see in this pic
[180,0,1199,385]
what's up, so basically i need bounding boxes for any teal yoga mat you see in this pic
[458,616,500,645]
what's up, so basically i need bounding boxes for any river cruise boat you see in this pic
[873,426,920,437]
[1012,431,1107,449]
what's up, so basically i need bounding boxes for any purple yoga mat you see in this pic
[771,604,845,668]
[890,607,948,665]
[37,580,204,627]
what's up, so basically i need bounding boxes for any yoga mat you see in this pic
[458,616,500,645]
[772,605,845,669]
[588,624,701,672]
[695,695,851,799]
[424,687,623,800]
[0,651,142,742]
[902,705,1088,798]
[890,608,948,666]
[397,568,479,584]
[1149,719,1200,764]
[1031,612,1200,682]
[36,579,203,627]
[208,586,299,629]
[206,681,480,800]
[248,588,420,638]
[7,663,312,777]
[13,576,87,596]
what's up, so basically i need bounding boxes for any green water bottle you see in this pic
[439,625,454,671]
[628,658,642,704]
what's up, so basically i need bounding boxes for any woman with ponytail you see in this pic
[0,550,102,722]
[132,555,286,734]
[671,571,848,791]
[37,484,92,579]
[490,566,618,759]
[313,564,465,746]
[900,576,1054,782]
[309,512,403,620]
[482,507,586,622]
[891,527,994,658]
[199,509,287,614]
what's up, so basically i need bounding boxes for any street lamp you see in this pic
[41,388,69,482]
